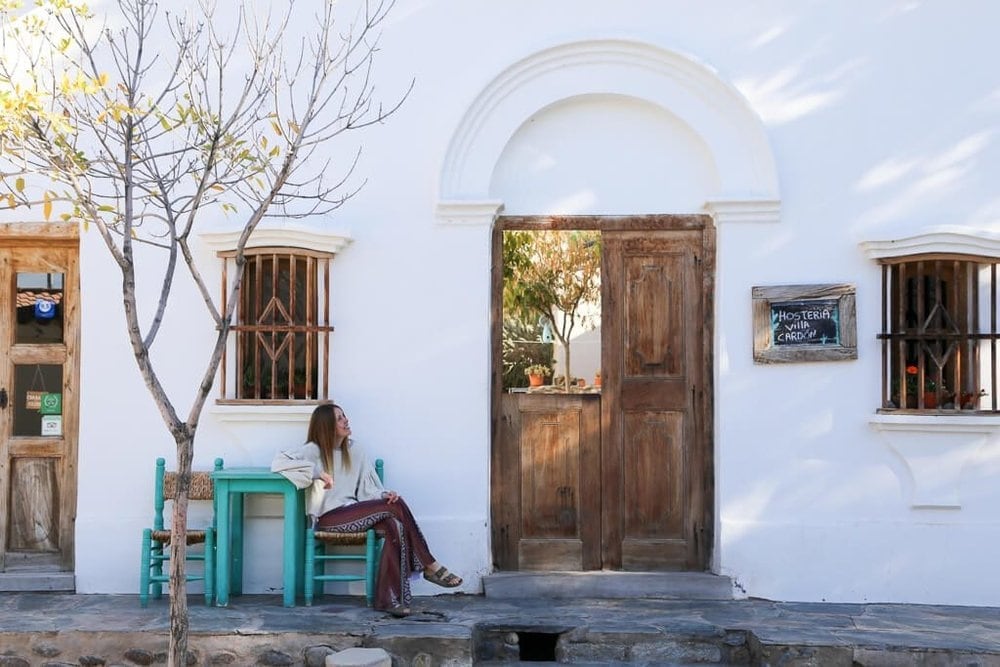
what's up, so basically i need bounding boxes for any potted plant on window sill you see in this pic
[525,364,552,388]
[959,388,988,410]
[893,365,950,409]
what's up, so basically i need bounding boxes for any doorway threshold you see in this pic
[482,571,733,600]
[0,571,75,592]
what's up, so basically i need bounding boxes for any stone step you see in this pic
[473,620,751,664]
[0,571,75,592]
[482,571,734,600]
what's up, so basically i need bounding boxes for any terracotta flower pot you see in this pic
[528,374,544,388]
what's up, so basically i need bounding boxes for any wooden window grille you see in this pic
[219,248,334,403]
[878,254,1000,412]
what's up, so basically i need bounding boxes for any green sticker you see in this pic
[39,392,62,415]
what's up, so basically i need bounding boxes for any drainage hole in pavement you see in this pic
[518,631,558,661]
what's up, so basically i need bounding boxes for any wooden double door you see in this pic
[0,224,80,587]
[492,216,714,571]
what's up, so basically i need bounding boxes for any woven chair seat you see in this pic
[150,529,207,545]
[314,530,368,546]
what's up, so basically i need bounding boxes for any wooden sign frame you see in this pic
[752,283,857,363]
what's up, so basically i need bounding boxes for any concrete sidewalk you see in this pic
[1,591,1000,665]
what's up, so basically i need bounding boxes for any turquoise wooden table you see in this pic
[212,467,304,607]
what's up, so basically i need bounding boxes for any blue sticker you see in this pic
[34,299,56,320]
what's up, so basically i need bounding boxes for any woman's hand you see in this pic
[320,472,333,489]
[382,490,399,504]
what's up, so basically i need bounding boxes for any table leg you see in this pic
[214,481,231,607]
[281,487,303,607]
[232,492,245,596]
[292,488,304,601]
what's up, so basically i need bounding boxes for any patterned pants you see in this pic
[317,497,436,611]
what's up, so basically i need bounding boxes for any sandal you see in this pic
[382,604,410,618]
[423,565,462,588]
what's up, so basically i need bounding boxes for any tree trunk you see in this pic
[562,344,572,392]
[167,434,195,666]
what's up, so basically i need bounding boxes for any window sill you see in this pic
[209,402,320,423]
[871,412,998,426]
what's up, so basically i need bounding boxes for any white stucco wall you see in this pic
[70,0,1000,606]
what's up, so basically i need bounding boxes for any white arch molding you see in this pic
[435,39,781,226]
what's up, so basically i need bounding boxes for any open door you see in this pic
[0,223,80,590]
[491,215,714,572]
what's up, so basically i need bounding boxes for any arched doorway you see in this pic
[435,38,780,573]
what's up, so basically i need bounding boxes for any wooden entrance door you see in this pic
[602,224,713,570]
[0,224,80,585]
[491,216,713,572]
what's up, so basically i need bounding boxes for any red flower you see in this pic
[906,365,919,375]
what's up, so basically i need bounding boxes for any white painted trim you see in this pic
[859,227,1000,260]
[435,200,505,227]
[704,198,781,225]
[198,222,353,254]
[208,403,318,423]
[436,38,780,223]
[869,415,997,509]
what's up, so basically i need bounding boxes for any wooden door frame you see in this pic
[0,222,80,574]
[490,214,716,571]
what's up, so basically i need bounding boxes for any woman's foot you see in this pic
[423,564,462,588]
[379,604,410,618]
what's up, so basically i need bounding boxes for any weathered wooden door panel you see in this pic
[493,393,601,571]
[0,224,80,575]
[603,228,710,571]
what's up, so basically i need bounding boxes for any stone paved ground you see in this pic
[1,592,1000,665]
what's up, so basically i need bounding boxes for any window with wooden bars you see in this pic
[878,254,999,412]
[219,248,333,403]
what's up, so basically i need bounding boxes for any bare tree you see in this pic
[0,0,407,662]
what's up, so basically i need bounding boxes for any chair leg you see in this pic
[204,528,215,606]
[365,529,376,607]
[150,540,165,601]
[140,529,152,608]
[304,528,316,606]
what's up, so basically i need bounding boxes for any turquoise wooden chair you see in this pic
[139,457,223,607]
[304,458,383,606]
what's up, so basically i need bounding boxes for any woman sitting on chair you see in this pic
[281,403,462,617]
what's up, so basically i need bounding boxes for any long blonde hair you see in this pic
[306,403,351,473]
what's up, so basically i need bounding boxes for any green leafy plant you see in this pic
[524,364,553,378]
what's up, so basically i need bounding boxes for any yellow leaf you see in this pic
[268,146,279,157]
[210,184,225,192]
[43,196,52,221]
[259,136,268,150]
[270,120,283,136]
[15,177,24,192]
[6,194,14,208]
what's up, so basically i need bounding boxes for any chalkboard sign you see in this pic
[770,299,840,346]
[752,284,857,363]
